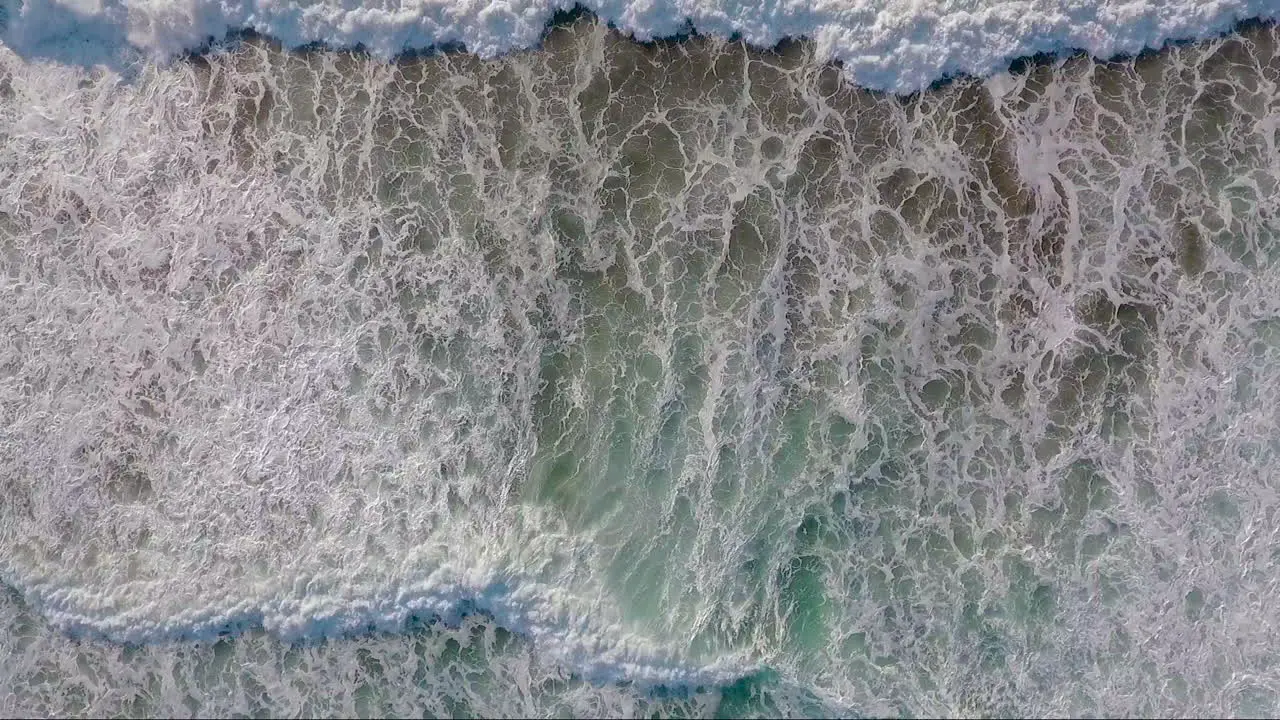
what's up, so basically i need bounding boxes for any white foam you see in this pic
[2,0,1278,92]
[4,13,1280,715]
[7,562,760,688]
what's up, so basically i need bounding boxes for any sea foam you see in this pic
[6,564,761,689]
[4,4,1280,716]
[1,0,1278,92]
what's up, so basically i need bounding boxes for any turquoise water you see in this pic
[2,17,1280,718]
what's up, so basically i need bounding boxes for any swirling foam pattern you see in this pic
[2,13,1280,719]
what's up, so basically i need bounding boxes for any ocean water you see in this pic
[2,9,1280,718]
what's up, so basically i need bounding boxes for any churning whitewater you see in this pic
[2,8,1280,719]
[3,0,1280,92]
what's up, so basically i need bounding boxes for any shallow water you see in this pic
[2,17,1280,718]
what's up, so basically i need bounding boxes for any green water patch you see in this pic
[712,668,853,719]
[778,513,833,655]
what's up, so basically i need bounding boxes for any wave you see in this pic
[0,0,1277,92]
[5,565,762,689]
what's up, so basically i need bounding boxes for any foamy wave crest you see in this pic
[1,0,1278,91]
[6,566,761,688]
